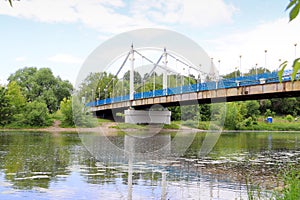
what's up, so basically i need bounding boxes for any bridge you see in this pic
[85,45,300,124]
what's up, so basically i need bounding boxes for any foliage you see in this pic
[199,104,211,121]
[70,96,98,128]
[60,98,75,127]
[276,167,300,200]
[181,105,199,121]
[222,102,244,130]
[285,114,294,122]
[0,86,12,126]
[278,1,300,82]
[6,81,26,113]
[245,100,260,120]
[271,98,298,115]
[8,67,73,113]
[286,0,300,21]
[23,101,51,127]
[259,99,272,113]
[264,109,276,118]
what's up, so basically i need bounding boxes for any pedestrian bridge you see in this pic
[84,46,300,124]
[87,72,300,111]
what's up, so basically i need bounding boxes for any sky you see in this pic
[0,0,299,86]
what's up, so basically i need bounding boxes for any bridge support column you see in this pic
[124,110,171,124]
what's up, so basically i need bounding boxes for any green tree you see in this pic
[8,67,73,113]
[271,98,298,115]
[72,97,98,127]
[244,100,260,120]
[222,102,245,130]
[199,104,211,121]
[60,97,75,127]
[0,86,12,126]
[78,72,116,102]
[259,99,272,113]
[6,81,26,113]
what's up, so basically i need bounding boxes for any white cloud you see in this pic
[0,0,237,34]
[15,56,27,62]
[180,0,237,27]
[204,17,300,75]
[130,0,237,27]
[48,54,83,64]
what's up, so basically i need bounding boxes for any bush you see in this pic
[63,97,98,128]
[23,101,52,127]
[264,109,276,117]
[285,114,294,122]
[60,97,74,127]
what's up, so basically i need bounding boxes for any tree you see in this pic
[60,97,75,127]
[6,81,26,125]
[199,104,211,121]
[8,67,73,113]
[244,100,260,120]
[0,86,12,126]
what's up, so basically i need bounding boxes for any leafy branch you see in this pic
[278,1,300,82]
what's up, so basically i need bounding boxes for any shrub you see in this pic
[24,101,51,127]
[285,114,294,122]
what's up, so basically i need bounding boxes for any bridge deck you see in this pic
[90,80,300,112]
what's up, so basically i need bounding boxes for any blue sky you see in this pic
[0,0,299,85]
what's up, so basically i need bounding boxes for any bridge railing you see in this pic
[86,71,296,107]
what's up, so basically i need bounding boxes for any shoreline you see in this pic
[1,122,300,133]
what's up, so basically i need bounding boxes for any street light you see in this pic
[239,55,242,76]
[255,63,258,80]
[98,87,101,99]
[104,88,107,104]
[264,50,267,73]
[294,43,297,57]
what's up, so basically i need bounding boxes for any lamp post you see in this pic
[264,50,267,73]
[181,67,185,93]
[295,43,297,58]
[188,66,191,85]
[255,63,258,80]
[104,88,107,104]
[239,55,242,77]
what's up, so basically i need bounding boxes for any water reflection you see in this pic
[0,131,299,199]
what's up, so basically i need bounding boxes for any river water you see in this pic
[0,131,299,200]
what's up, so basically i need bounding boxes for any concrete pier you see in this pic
[124,110,171,124]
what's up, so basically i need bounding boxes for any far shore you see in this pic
[1,120,300,133]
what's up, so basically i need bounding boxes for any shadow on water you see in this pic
[0,131,299,199]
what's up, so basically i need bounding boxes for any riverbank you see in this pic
[1,118,300,133]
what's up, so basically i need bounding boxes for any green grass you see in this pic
[275,167,300,200]
[109,123,147,130]
[97,118,114,123]
[163,121,180,129]
[241,121,300,131]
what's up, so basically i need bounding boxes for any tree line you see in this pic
[0,67,73,127]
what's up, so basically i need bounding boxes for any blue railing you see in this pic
[86,71,294,107]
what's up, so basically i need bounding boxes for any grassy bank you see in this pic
[179,115,300,131]
[247,166,300,200]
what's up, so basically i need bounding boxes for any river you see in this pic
[0,131,299,199]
